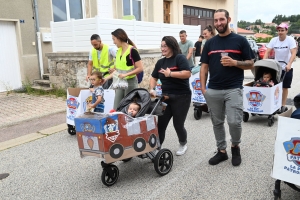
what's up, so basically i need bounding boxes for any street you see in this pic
[1,60,300,199]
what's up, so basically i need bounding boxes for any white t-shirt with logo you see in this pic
[267,36,296,70]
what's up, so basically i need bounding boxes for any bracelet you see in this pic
[169,71,172,77]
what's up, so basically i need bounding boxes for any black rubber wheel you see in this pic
[194,108,202,120]
[121,157,132,162]
[133,138,146,152]
[268,116,275,127]
[148,134,157,148]
[109,144,124,159]
[154,149,173,176]
[243,112,249,122]
[67,124,76,135]
[101,165,119,187]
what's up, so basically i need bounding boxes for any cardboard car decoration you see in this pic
[75,112,159,164]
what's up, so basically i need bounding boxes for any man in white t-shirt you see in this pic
[264,23,297,112]
[86,34,118,89]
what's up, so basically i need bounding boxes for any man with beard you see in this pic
[86,34,118,89]
[263,23,297,113]
[200,9,254,166]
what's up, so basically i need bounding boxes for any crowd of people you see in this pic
[85,8,298,167]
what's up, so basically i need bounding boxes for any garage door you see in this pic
[0,21,22,92]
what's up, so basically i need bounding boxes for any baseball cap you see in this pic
[276,23,289,30]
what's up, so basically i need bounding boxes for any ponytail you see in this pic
[127,38,137,49]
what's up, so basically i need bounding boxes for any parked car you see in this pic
[257,43,275,59]
[247,39,259,61]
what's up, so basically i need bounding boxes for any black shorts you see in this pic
[281,68,293,88]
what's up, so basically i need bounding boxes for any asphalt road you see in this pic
[1,61,300,199]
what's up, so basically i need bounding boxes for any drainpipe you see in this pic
[33,0,43,78]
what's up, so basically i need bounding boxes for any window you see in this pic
[191,9,194,16]
[123,0,142,21]
[195,9,198,16]
[187,8,190,15]
[183,7,187,15]
[52,0,84,22]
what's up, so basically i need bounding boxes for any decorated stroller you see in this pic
[74,88,173,186]
[242,59,284,127]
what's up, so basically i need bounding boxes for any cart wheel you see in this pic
[268,116,275,127]
[67,124,76,135]
[121,157,132,162]
[243,112,249,122]
[194,108,202,120]
[101,164,119,187]
[154,149,173,176]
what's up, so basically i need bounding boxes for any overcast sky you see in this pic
[238,0,299,23]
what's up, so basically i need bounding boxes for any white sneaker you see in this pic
[176,145,187,156]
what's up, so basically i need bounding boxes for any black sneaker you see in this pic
[209,149,228,165]
[231,146,242,166]
[281,106,288,113]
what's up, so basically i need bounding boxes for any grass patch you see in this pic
[12,78,67,99]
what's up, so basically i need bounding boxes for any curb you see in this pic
[0,123,67,151]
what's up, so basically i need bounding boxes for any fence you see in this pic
[51,16,201,52]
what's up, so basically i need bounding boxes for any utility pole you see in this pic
[32,0,42,78]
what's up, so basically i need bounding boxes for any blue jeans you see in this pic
[203,88,243,150]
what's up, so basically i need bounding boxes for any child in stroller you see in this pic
[74,88,174,186]
[127,102,141,118]
[253,70,274,87]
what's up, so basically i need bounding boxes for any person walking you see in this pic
[200,9,254,166]
[194,35,204,66]
[105,28,143,109]
[149,36,191,156]
[86,34,118,89]
[200,25,215,55]
[263,23,297,112]
[179,30,194,69]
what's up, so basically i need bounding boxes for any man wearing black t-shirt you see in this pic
[200,9,254,167]
[194,35,204,66]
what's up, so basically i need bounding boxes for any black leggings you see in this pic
[157,93,191,146]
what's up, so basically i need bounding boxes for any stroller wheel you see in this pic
[154,149,173,176]
[194,108,202,120]
[268,116,275,127]
[101,164,119,187]
[67,124,76,135]
[243,112,249,122]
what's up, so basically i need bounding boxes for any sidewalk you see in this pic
[0,92,66,128]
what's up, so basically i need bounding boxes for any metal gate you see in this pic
[0,21,22,92]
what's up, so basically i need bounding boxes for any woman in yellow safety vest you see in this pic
[105,28,143,109]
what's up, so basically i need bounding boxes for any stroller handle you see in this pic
[278,61,288,82]
[149,95,169,116]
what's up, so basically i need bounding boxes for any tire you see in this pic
[133,138,146,152]
[243,112,249,122]
[268,115,275,127]
[109,144,124,159]
[154,149,173,176]
[101,165,119,187]
[67,124,76,135]
[148,134,157,148]
[194,108,202,120]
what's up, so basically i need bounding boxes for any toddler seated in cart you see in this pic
[127,102,141,118]
[253,71,274,87]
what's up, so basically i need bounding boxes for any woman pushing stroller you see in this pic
[149,36,191,156]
